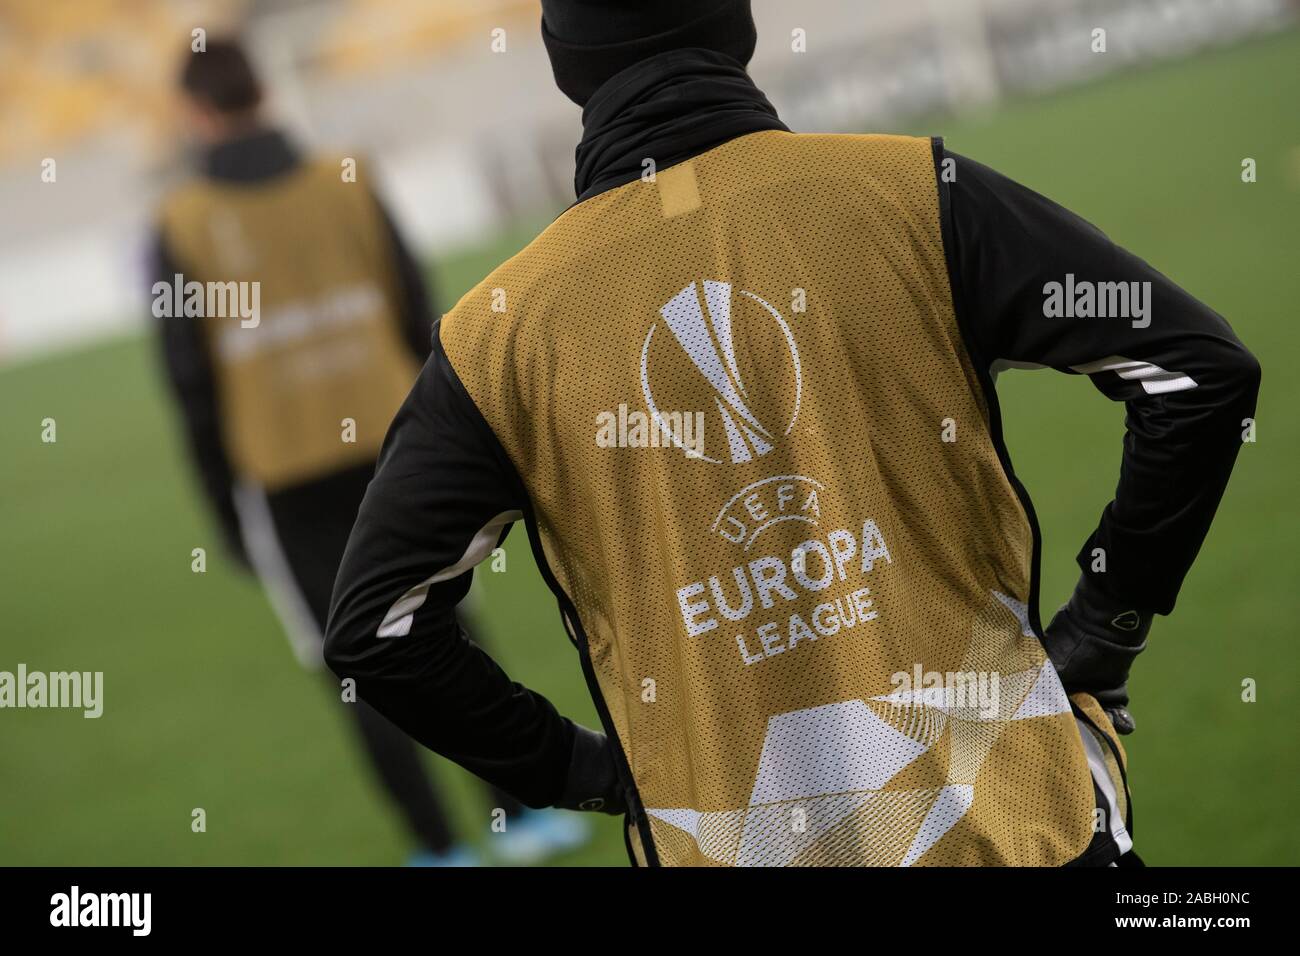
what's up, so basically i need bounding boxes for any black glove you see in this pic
[554,724,626,814]
[1043,576,1152,735]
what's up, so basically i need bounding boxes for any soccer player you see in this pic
[153,38,587,865]
[324,1,1259,866]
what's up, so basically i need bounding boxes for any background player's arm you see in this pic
[324,326,623,811]
[371,191,437,363]
[151,232,248,568]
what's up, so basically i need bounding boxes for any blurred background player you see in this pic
[151,37,587,866]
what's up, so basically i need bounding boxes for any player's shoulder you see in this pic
[302,151,369,186]
[440,205,612,341]
[780,130,939,174]
[156,175,223,240]
[700,128,935,164]
[158,175,209,216]
[441,132,942,344]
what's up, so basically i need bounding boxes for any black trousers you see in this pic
[237,461,523,854]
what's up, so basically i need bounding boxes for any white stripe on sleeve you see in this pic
[1070,355,1197,395]
[376,509,522,638]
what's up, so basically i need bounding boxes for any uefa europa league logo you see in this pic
[641,280,801,464]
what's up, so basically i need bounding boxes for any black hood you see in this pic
[541,0,756,106]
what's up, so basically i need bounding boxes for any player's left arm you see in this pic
[935,143,1260,729]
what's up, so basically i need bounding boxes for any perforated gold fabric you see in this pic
[442,131,1097,865]
[160,157,419,489]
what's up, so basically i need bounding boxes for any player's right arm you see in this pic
[151,232,248,569]
[324,323,624,812]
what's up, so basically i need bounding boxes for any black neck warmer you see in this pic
[573,47,788,202]
[203,127,299,183]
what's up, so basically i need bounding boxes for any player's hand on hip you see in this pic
[555,724,627,814]
[1044,575,1152,736]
